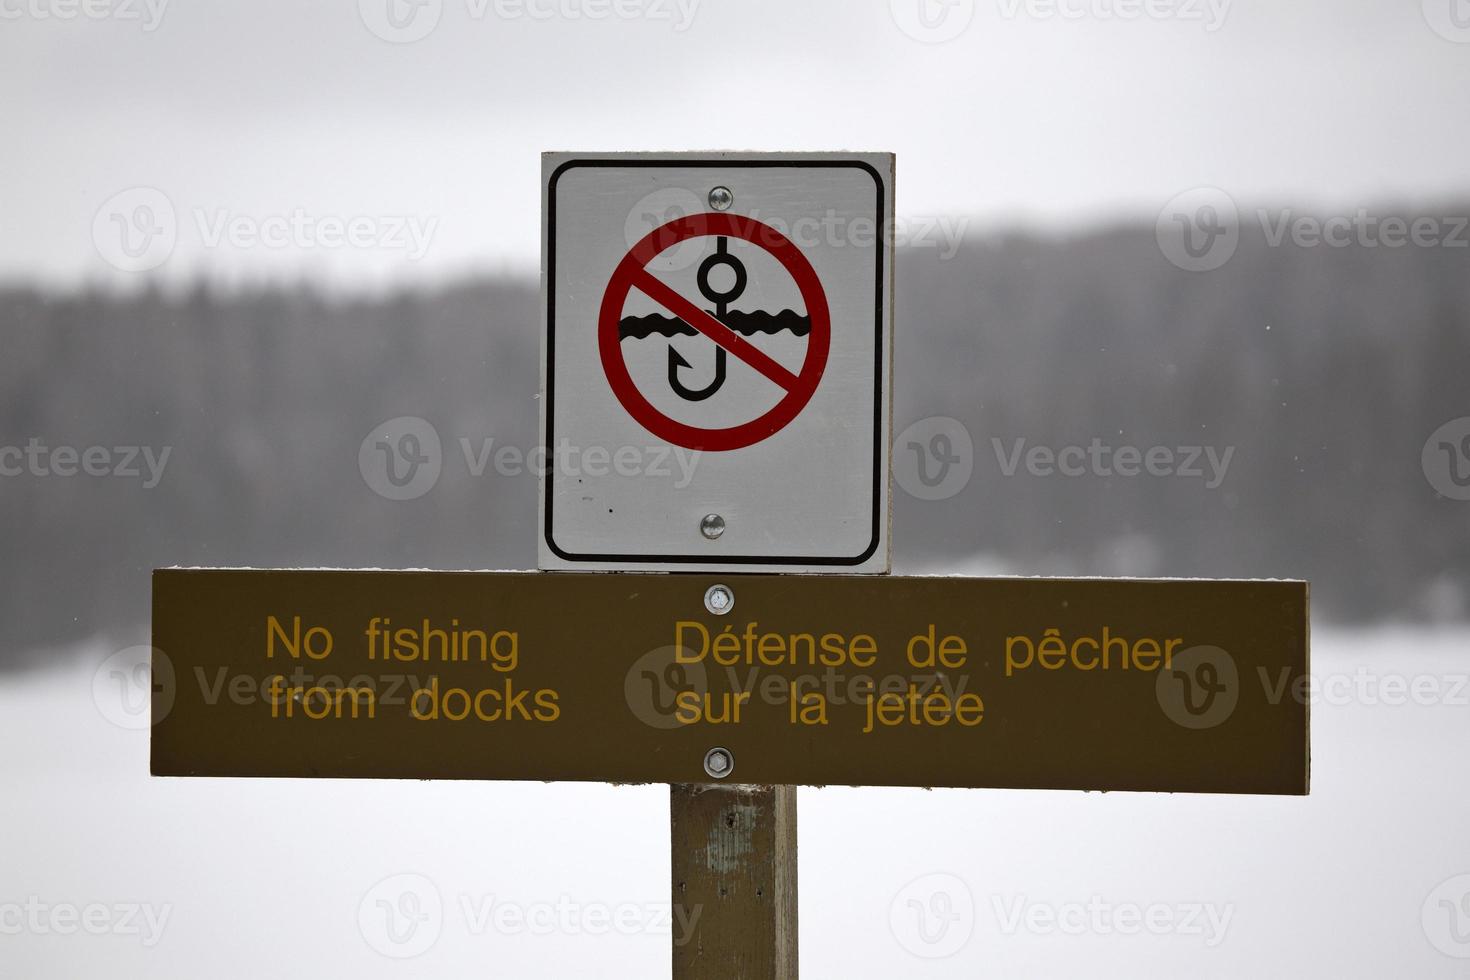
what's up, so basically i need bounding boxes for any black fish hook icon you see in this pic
[665,235,745,402]
[668,345,727,401]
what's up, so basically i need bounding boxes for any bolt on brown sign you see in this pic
[150,569,1308,794]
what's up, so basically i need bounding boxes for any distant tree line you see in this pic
[1,216,1467,666]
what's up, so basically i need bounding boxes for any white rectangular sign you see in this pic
[538,151,893,572]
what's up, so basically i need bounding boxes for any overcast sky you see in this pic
[3,0,1468,290]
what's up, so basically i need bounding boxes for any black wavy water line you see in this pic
[618,309,811,340]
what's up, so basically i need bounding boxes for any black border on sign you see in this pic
[545,158,886,566]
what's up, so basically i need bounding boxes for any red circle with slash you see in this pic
[598,212,831,452]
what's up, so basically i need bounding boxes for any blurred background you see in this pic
[3,0,1470,976]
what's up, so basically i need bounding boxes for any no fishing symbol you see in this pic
[598,212,831,452]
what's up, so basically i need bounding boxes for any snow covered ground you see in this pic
[3,627,1469,977]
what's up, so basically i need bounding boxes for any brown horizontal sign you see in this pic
[151,569,1308,794]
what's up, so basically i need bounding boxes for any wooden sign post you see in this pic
[671,784,798,979]
[148,152,1309,978]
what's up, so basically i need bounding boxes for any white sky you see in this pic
[2,0,1469,290]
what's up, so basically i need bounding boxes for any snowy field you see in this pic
[3,627,1469,978]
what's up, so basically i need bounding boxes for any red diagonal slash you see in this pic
[628,267,800,392]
